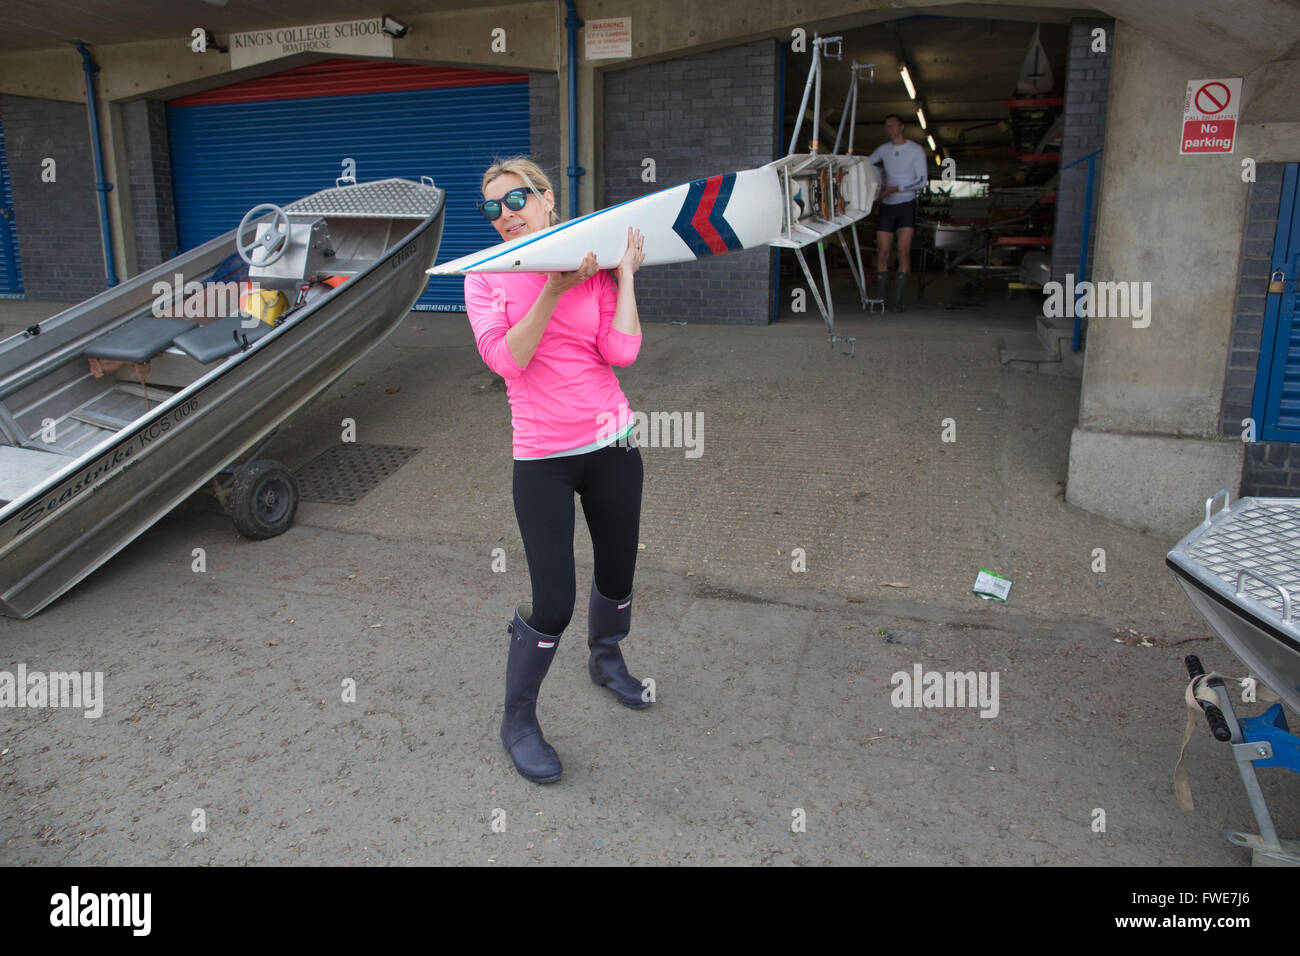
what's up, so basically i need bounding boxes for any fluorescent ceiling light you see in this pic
[899,64,917,100]
[916,106,927,130]
[926,134,937,151]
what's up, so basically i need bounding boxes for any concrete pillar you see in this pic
[1066,22,1246,538]
[102,96,136,281]
[120,99,178,273]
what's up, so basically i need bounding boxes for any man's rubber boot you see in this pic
[587,580,652,709]
[874,273,890,310]
[500,603,563,783]
[890,272,910,312]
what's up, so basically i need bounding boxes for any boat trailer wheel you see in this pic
[229,459,299,540]
[237,202,291,266]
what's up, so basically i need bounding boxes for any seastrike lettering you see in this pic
[9,398,197,536]
[15,443,134,535]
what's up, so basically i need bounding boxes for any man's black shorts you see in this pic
[877,199,916,233]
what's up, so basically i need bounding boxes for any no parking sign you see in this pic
[1181,78,1240,154]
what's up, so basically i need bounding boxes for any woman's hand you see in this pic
[617,227,646,282]
[544,251,598,296]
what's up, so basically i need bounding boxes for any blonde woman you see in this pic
[463,157,650,784]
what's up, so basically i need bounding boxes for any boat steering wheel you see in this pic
[237,203,291,266]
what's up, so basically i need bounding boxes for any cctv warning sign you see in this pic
[1181,78,1240,154]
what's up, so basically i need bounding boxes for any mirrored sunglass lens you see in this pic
[505,191,528,210]
[481,200,502,221]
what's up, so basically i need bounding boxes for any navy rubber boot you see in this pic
[587,580,652,709]
[500,603,563,783]
[890,272,910,312]
[874,273,890,310]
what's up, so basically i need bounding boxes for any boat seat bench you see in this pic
[171,315,274,364]
[85,318,197,364]
[83,317,199,410]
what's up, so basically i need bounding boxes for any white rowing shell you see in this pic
[429,166,783,275]
[427,156,880,275]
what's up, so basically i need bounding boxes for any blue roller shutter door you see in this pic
[167,76,528,310]
[0,114,23,297]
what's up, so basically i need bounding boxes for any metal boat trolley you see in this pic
[1167,490,1300,865]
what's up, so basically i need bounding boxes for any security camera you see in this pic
[381,15,409,38]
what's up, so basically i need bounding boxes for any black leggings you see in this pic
[512,441,643,636]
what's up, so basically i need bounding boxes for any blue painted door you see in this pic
[1253,163,1300,441]
[0,114,24,297]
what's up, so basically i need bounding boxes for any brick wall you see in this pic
[1220,163,1299,496]
[1050,18,1114,285]
[0,94,107,301]
[602,39,778,325]
[529,71,561,204]
[121,98,177,272]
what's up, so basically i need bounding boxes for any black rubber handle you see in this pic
[1185,654,1232,742]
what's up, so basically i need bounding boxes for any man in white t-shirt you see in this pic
[868,114,929,310]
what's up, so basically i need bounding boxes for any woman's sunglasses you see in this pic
[478,187,531,222]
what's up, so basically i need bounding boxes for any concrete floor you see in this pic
[0,285,1292,865]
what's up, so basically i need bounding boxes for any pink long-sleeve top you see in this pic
[464,269,641,459]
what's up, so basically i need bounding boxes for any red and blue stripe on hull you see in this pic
[671,173,743,258]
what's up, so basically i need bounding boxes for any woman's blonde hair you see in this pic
[482,156,560,226]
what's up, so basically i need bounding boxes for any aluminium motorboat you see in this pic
[0,177,445,619]
[1167,491,1300,714]
[1168,490,1300,864]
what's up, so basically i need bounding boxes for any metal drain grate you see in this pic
[294,443,423,505]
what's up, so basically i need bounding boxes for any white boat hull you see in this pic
[429,156,880,275]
